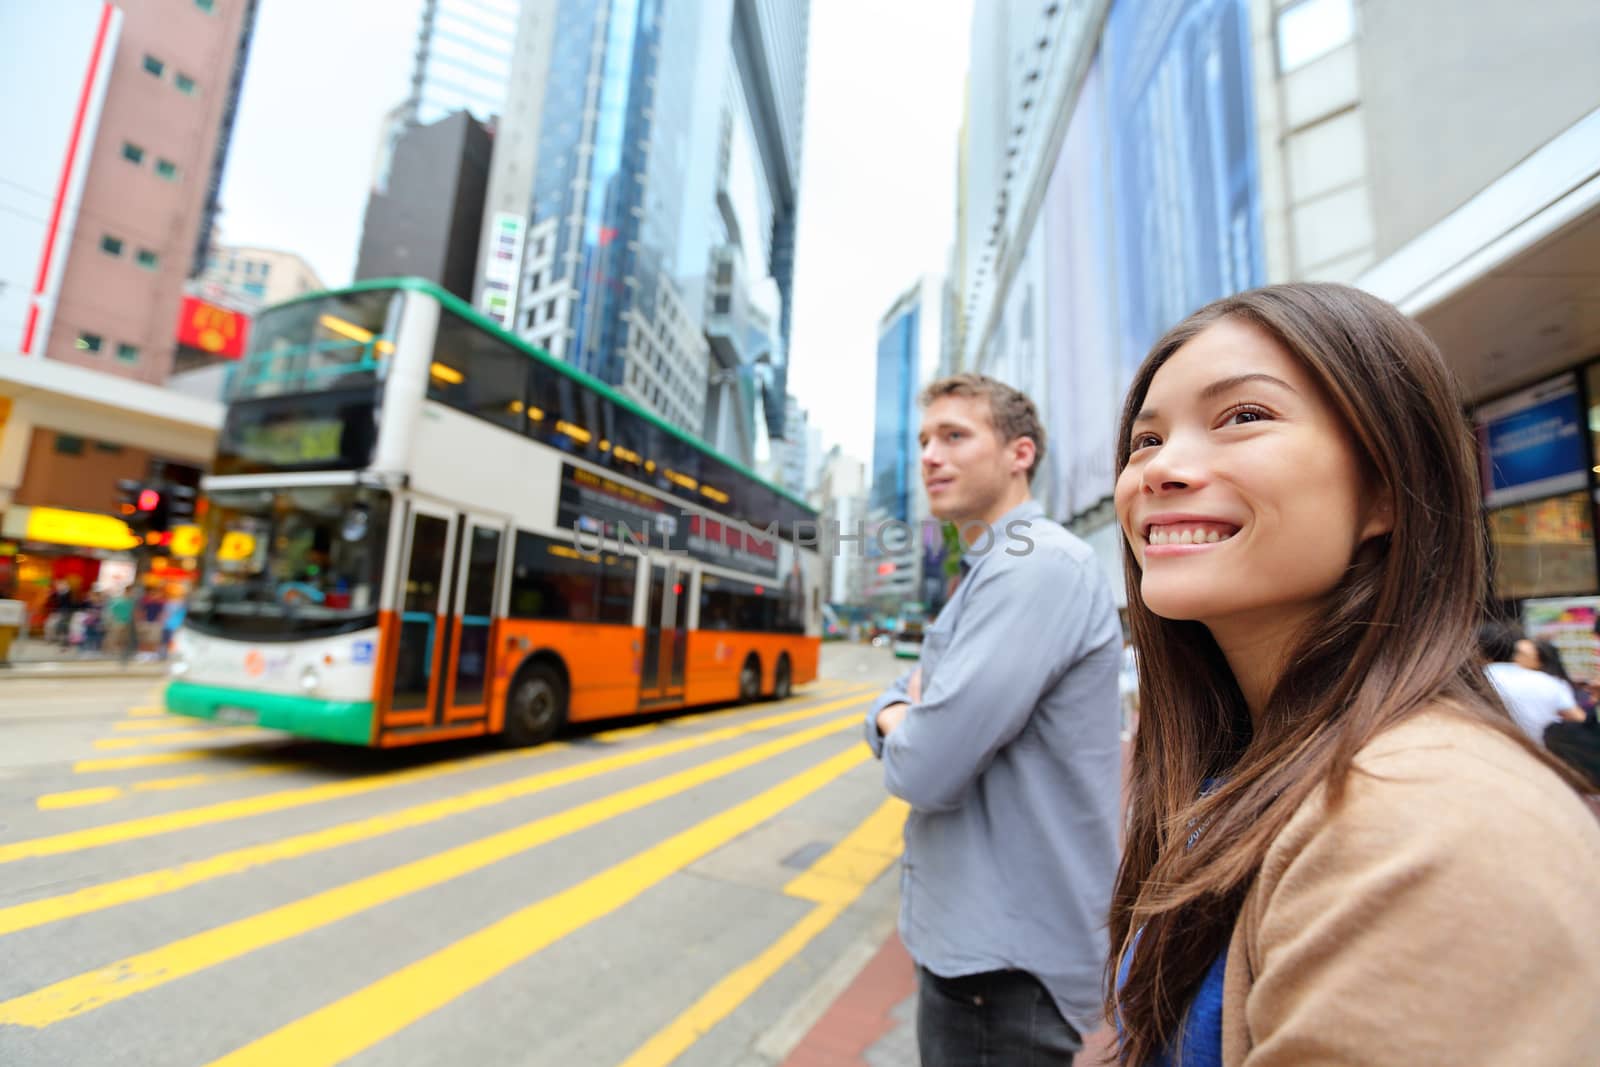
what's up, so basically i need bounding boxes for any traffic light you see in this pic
[127,484,169,534]
[115,478,142,519]
[167,483,197,526]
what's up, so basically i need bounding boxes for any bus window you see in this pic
[229,290,397,401]
[430,311,529,432]
[509,532,635,624]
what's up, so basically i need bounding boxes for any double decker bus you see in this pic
[166,279,822,747]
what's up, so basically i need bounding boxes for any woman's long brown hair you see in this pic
[1106,282,1580,1064]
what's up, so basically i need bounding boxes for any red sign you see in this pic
[176,295,248,359]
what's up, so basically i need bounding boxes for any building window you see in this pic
[75,332,102,353]
[54,434,85,456]
[121,142,144,165]
[1276,0,1354,73]
[94,440,124,454]
[100,235,124,257]
[546,299,556,321]
[175,73,198,95]
[136,249,159,270]
[142,54,165,78]
[155,158,179,181]
[116,343,140,363]
[713,295,731,314]
[531,272,542,291]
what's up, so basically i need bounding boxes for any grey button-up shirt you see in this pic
[865,499,1123,1034]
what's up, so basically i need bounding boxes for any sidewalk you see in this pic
[0,639,170,679]
[779,932,1116,1066]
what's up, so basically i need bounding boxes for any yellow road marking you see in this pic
[203,745,872,1067]
[72,745,284,774]
[0,716,864,1028]
[92,728,266,751]
[126,706,169,718]
[617,798,908,1067]
[0,694,873,933]
[33,787,123,811]
[36,765,297,811]
[110,718,188,732]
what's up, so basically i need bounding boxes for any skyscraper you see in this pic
[510,0,809,463]
[404,0,520,126]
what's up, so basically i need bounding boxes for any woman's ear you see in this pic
[1361,487,1395,542]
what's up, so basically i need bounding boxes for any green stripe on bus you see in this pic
[166,682,375,747]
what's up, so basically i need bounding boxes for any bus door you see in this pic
[387,501,457,723]
[441,515,509,722]
[639,562,688,705]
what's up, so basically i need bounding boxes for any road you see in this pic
[0,643,906,1067]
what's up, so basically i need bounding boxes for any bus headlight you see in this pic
[300,666,320,692]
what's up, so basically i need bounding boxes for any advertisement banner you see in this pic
[1103,0,1265,381]
[1522,596,1600,684]
[176,295,249,359]
[558,462,780,579]
[1476,375,1587,509]
[1043,57,1120,519]
[479,212,525,328]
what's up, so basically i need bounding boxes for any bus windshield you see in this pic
[186,486,392,640]
[227,289,400,401]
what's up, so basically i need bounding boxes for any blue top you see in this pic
[865,499,1124,1034]
[1115,940,1226,1067]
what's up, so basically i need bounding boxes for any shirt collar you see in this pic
[960,498,1045,569]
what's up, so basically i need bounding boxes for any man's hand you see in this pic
[876,669,921,738]
[876,702,909,737]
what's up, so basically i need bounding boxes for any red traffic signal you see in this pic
[137,488,162,511]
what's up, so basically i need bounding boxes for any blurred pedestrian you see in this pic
[1109,283,1600,1065]
[1481,621,1584,747]
[868,374,1122,1065]
[107,586,137,666]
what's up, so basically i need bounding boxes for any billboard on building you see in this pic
[479,212,525,328]
[0,1,120,354]
[1476,374,1588,509]
[176,296,250,360]
[1103,0,1265,380]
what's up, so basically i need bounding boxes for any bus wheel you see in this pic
[772,655,792,701]
[738,655,762,703]
[504,661,567,747]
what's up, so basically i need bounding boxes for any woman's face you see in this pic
[1115,318,1391,636]
[1513,639,1543,671]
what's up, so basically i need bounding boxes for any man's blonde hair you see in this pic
[919,373,1046,484]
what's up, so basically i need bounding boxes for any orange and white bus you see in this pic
[166,278,822,747]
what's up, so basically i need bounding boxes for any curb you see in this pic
[0,663,170,680]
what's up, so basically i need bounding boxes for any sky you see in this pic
[219,0,974,466]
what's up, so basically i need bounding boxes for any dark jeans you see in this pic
[917,966,1081,1066]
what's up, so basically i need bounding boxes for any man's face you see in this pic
[918,394,1025,523]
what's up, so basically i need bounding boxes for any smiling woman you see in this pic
[1106,283,1600,1067]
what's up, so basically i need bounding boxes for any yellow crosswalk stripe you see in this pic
[91,728,267,751]
[203,745,873,1067]
[0,715,864,1028]
[36,765,298,811]
[72,744,285,774]
[617,798,908,1067]
[33,787,123,811]
[0,693,873,934]
[110,718,189,732]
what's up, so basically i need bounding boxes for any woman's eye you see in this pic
[1130,433,1161,451]
[1223,405,1271,426]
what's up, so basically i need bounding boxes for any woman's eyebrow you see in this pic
[1133,372,1296,425]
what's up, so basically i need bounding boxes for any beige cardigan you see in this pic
[1219,712,1600,1066]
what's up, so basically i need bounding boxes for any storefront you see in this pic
[0,351,221,635]
[1358,106,1600,679]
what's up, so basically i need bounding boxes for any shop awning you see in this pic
[1356,104,1600,404]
